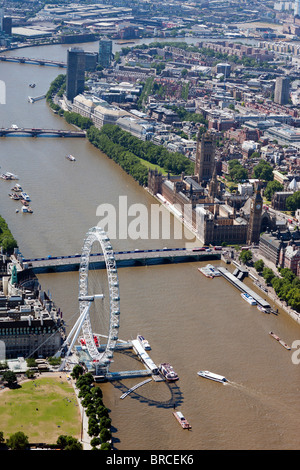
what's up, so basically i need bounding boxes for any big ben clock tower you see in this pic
[247,183,263,245]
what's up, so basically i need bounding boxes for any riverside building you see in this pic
[0,257,65,359]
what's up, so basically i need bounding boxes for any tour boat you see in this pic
[137,334,151,350]
[159,363,179,381]
[66,154,76,161]
[197,370,227,383]
[11,184,22,192]
[1,172,18,180]
[198,264,220,278]
[9,193,22,200]
[21,192,31,202]
[173,411,191,430]
[198,267,213,278]
[207,264,221,276]
[21,205,33,213]
[241,292,256,305]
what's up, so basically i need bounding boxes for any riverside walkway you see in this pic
[20,248,221,273]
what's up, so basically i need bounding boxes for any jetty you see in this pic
[218,266,271,310]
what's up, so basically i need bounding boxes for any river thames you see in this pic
[0,40,300,450]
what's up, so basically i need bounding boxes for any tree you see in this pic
[239,250,252,264]
[254,259,264,272]
[262,267,275,284]
[100,428,112,443]
[6,431,29,450]
[57,435,83,450]
[2,370,17,388]
[286,191,300,212]
[264,181,283,201]
[228,160,248,182]
[252,160,273,181]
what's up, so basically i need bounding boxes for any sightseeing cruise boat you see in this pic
[21,205,33,213]
[1,172,19,180]
[11,184,22,192]
[137,334,151,350]
[21,192,31,202]
[241,292,256,305]
[197,370,227,383]
[173,411,191,430]
[198,264,221,278]
[9,193,22,200]
[159,363,179,381]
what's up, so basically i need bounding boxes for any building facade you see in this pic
[274,77,290,105]
[247,185,263,245]
[98,38,113,68]
[66,47,85,102]
[194,131,215,185]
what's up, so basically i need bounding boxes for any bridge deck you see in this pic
[21,248,221,273]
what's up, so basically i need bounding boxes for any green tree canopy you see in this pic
[264,180,283,201]
[7,432,29,450]
[286,191,300,212]
[252,160,274,181]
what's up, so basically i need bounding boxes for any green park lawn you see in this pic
[0,376,81,444]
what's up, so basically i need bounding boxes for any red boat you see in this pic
[269,331,280,341]
[159,363,179,381]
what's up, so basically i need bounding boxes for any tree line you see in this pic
[71,365,112,450]
[0,215,17,254]
[87,124,194,180]
[254,260,300,312]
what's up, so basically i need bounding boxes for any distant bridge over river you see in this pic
[20,248,221,274]
[0,55,66,67]
[0,128,86,138]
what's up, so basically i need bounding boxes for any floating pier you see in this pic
[218,266,270,310]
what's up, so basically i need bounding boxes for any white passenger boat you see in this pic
[137,334,151,350]
[21,205,33,213]
[21,192,31,202]
[197,370,227,383]
[241,292,256,305]
[11,184,22,192]
[207,264,221,276]
[198,264,221,278]
[1,172,19,180]
[66,154,76,161]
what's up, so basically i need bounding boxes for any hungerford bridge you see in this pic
[25,226,220,381]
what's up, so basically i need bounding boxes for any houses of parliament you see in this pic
[148,131,263,246]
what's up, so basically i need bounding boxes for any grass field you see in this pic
[0,375,81,444]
